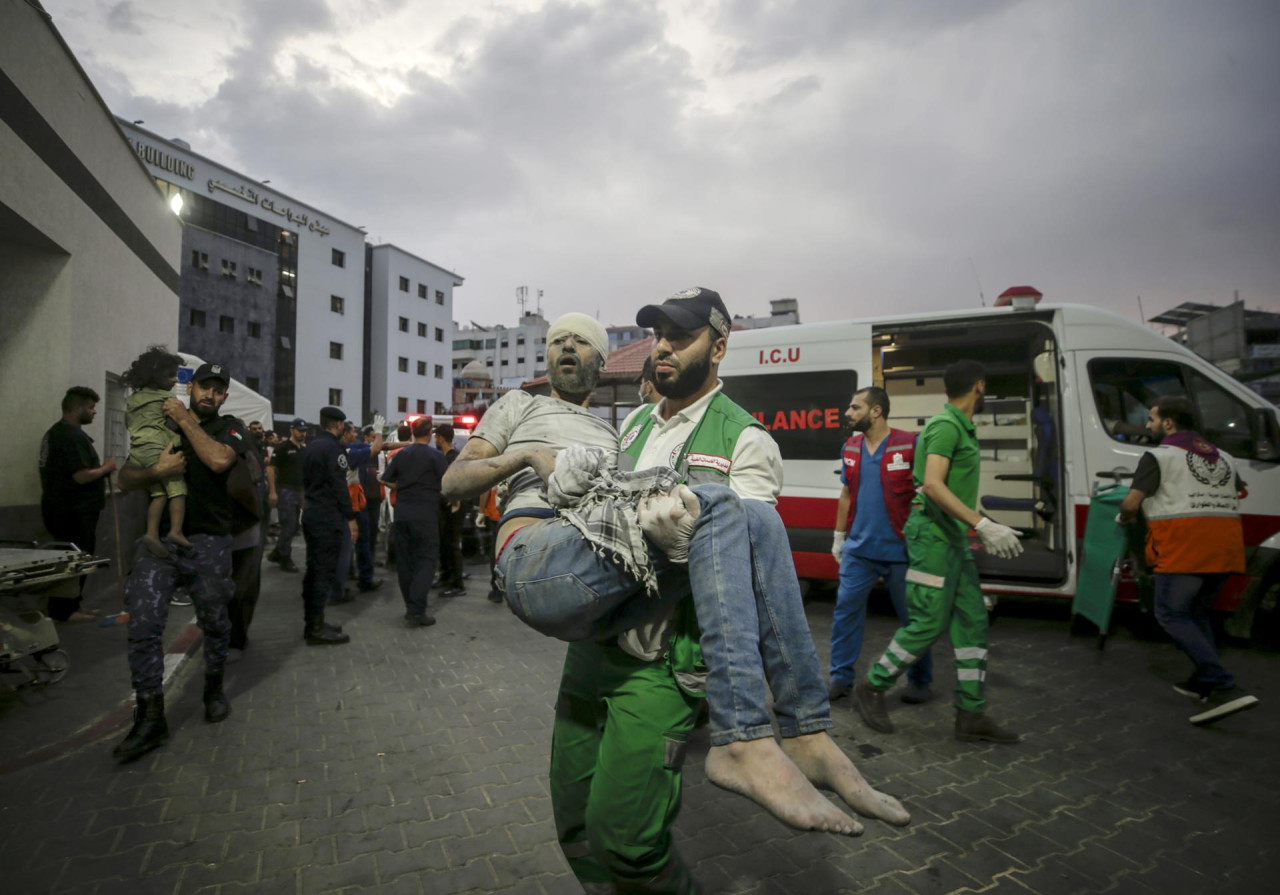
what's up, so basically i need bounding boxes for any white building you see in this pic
[452,313,550,389]
[732,297,801,330]
[1,1,182,538]
[368,244,463,419]
[117,120,369,425]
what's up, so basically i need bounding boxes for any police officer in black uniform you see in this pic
[300,406,356,645]
[113,363,253,763]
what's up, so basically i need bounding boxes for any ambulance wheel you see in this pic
[1250,568,1280,650]
[32,649,70,685]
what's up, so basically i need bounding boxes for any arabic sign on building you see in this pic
[207,179,332,237]
[130,141,194,180]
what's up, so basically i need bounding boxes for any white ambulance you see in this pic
[717,302,1280,641]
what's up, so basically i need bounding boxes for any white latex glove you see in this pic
[831,531,845,563]
[371,412,386,433]
[975,517,1024,560]
[637,485,700,562]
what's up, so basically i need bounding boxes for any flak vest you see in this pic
[1141,443,1246,574]
[841,428,918,539]
[618,393,766,694]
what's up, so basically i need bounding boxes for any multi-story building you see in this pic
[1151,299,1280,403]
[367,244,463,419]
[452,313,550,389]
[607,324,649,353]
[731,297,801,331]
[118,120,368,424]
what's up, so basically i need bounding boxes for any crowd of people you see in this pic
[34,285,1258,893]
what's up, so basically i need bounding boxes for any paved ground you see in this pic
[1,553,1277,894]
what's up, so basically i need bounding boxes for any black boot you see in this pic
[204,674,230,723]
[304,618,350,645]
[112,693,169,764]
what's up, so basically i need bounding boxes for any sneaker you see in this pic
[1172,678,1211,701]
[854,680,894,733]
[440,586,466,598]
[1189,688,1259,726]
[170,590,193,607]
[901,681,933,705]
[279,558,300,573]
[357,578,384,593]
[827,677,852,702]
[405,613,437,627]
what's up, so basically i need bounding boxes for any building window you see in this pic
[189,309,206,327]
[246,376,260,392]
[501,339,509,348]
[485,339,496,349]
[330,342,343,360]
[501,359,509,366]
[418,322,427,338]
[220,315,234,334]
[332,248,345,268]
[435,327,444,342]
[246,267,263,284]
[434,364,444,379]
[191,250,208,270]
[417,399,426,414]
[418,283,427,299]
[517,336,525,345]
[417,361,426,376]
[330,388,343,406]
[397,396,407,413]
[399,276,410,292]
[220,259,237,278]
[485,359,494,367]
[248,321,261,338]
[331,295,345,314]
[398,317,409,332]
[536,353,544,363]
[398,357,408,372]
[435,290,444,305]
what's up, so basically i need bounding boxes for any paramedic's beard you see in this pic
[655,343,714,400]
[851,417,872,434]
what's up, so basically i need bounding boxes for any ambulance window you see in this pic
[1088,359,1185,441]
[720,370,857,461]
[1187,369,1255,458]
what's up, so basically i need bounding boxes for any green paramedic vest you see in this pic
[618,392,767,695]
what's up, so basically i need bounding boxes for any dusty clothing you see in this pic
[470,390,619,515]
[126,389,185,500]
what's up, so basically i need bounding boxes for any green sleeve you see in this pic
[922,419,961,460]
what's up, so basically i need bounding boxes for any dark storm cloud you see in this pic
[104,1,143,35]
[52,0,1280,322]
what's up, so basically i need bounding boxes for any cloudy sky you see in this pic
[48,0,1280,328]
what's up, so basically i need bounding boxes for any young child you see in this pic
[122,346,192,557]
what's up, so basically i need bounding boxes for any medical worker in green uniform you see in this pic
[854,360,1025,744]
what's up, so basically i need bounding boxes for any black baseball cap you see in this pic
[636,287,731,340]
[290,418,308,429]
[192,362,231,385]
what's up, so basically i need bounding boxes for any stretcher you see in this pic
[0,541,108,687]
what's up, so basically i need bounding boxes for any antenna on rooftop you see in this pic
[516,285,528,316]
[536,289,544,316]
[968,257,986,308]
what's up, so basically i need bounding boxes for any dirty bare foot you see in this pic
[782,732,911,826]
[167,532,193,549]
[705,739,863,836]
[141,534,169,558]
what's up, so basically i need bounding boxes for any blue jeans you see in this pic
[496,483,831,746]
[831,551,933,689]
[1154,573,1234,691]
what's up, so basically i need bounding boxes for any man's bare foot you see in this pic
[781,732,911,826]
[704,739,862,835]
[167,532,193,549]
[141,534,168,558]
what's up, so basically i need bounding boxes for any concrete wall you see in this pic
[179,228,279,396]
[1,0,182,535]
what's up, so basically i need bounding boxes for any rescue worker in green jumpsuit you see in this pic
[854,360,1025,744]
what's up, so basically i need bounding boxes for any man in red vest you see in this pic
[828,387,934,704]
[1118,395,1258,725]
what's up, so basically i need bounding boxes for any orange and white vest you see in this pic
[1141,444,1245,574]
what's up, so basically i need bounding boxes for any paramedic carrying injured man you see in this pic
[854,360,1025,743]
[443,295,908,891]
[1117,395,1259,725]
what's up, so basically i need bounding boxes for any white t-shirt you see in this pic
[620,381,784,504]
[471,390,619,513]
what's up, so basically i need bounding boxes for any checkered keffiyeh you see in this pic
[546,445,682,596]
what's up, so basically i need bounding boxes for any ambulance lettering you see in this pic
[757,347,801,366]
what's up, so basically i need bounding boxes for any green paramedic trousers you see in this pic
[867,512,990,712]
[551,638,701,894]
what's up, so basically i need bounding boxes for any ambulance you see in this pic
[716,302,1280,642]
